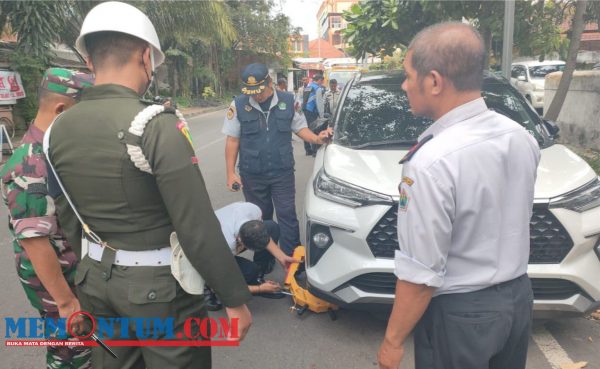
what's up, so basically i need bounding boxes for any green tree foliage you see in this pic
[343,0,568,67]
[0,1,70,62]
[343,0,440,60]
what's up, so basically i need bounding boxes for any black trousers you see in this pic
[414,274,533,369]
[235,220,280,284]
[241,171,299,255]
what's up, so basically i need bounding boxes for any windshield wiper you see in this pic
[351,139,416,149]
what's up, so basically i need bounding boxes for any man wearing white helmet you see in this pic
[45,2,252,368]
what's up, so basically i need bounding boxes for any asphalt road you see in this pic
[1,108,599,369]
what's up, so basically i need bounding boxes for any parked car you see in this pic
[510,60,565,112]
[304,71,600,315]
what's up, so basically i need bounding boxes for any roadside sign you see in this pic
[1,124,14,162]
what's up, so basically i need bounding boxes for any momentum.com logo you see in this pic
[4,311,240,348]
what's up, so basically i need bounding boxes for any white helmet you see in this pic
[75,1,165,67]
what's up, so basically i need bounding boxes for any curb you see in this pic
[182,105,227,120]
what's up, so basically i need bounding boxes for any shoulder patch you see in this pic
[227,106,235,120]
[176,120,194,147]
[398,187,410,212]
[399,134,434,164]
[402,176,414,187]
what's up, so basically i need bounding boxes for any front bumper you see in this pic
[305,196,600,314]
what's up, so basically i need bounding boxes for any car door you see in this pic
[512,65,531,100]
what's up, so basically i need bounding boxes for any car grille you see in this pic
[366,204,574,264]
[347,273,397,295]
[529,205,574,264]
[366,205,399,259]
[531,278,585,300]
[348,274,585,301]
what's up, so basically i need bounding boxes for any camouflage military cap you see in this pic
[40,68,94,98]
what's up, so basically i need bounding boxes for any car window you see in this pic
[335,77,548,149]
[328,71,360,85]
[483,82,547,146]
[529,64,565,79]
[335,82,431,148]
[511,66,526,79]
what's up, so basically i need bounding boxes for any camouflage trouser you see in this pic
[41,310,92,369]
[17,254,92,369]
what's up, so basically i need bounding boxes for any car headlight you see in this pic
[549,177,600,212]
[313,168,393,207]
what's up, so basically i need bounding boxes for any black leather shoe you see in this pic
[255,291,286,299]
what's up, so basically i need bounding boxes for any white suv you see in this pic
[511,60,565,111]
[304,71,600,315]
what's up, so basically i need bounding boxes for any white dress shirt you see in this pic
[215,202,262,253]
[394,98,541,296]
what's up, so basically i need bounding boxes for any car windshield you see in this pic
[529,64,565,79]
[329,71,360,85]
[335,76,549,149]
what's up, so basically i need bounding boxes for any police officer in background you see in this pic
[46,2,252,368]
[324,78,341,117]
[277,77,288,92]
[223,63,332,256]
[302,74,326,156]
[378,22,540,369]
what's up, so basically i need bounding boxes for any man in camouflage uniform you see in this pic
[0,68,93,369]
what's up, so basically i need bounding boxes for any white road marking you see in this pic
[194,136,225,152]
[532,324,574,369]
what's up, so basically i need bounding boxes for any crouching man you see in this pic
[206,202,298,310]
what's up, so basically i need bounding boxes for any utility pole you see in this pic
[501,0,515,80]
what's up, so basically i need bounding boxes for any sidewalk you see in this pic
[179,104,227,119]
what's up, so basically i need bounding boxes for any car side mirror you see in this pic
[543,119,560,137]
[517,75,527,82]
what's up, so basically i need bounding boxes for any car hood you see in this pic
[534,144,597,198]
[323,144,409,198]
[323,143,596,199]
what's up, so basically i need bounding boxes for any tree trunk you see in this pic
[545,0,587,121]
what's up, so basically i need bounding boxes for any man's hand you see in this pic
[275,254,300,271]
[258,280,281,293]
[378,337,405,369]
[225,304,252,341]
[227,173,243,192]
[59,297,86,336]
[316,127,333,145]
